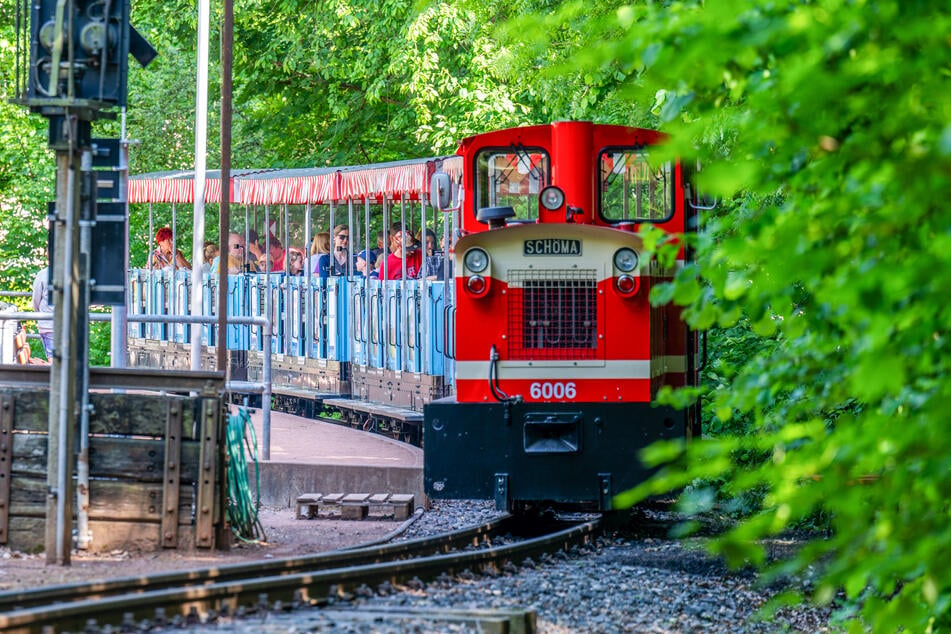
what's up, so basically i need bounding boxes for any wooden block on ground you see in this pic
[341,493,370,520]
[388,494,415,521]
[367,493,392,517]
[320,493,345,515]
[296,493,322,519]
[341,504,368,520]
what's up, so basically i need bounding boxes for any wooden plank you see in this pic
[6,517,162,555]
[0,390,47,432]
[11,435,199,481]
[0,394,13,544]
[194,398,218,548]
[88,393,199,438]
[162,400,183,548]
[6,516,45,554]
[89,437,200,481]
[9,475,196,523]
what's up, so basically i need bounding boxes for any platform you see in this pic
[240,408,425,509]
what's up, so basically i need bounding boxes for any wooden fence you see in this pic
[0,369,226,553]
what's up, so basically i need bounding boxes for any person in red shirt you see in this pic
[383,231,422,280]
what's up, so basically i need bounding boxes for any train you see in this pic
[126,121,700,512]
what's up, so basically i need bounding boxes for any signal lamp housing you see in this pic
[467,275,487,295]
[616,274,639,295]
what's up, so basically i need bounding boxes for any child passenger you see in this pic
[355,250,378,279]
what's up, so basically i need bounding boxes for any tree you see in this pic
[499,0,950,628]
[0,0,55,295]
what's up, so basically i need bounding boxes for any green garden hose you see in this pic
[225,407,266,543]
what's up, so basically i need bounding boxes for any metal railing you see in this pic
[0,310,275,459]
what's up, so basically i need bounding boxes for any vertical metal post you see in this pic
[216,0,235,552]
[399,196,407,372]
[420,199,429,374]
[76,149,94,550]
[47,117,83,565]
[190,0,211,369]
[111,109,129,368]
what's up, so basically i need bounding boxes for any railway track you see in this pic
[0,513,601,633]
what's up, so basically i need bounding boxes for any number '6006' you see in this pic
[529,382,577,400]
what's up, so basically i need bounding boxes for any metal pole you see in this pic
[76,149,94,550]
[303,201,313,359]
[190,0,211,370]
[47,116,83,565]
[110,109,129,369]
[218,0,233,375]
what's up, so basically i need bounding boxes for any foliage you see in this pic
[511,0,951,628]
[0,0,55,296]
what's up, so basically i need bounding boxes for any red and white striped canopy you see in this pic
[130,156,463,205]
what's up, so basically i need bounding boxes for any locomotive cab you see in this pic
[424,121,698,512]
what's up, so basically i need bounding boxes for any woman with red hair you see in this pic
[150,226,192,270]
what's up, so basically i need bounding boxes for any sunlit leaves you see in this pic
[497,0,951,629]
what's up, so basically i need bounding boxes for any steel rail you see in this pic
[0,517,600,633]
[0,514,513,612]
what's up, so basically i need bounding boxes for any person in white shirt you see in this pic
[31,265,53,359]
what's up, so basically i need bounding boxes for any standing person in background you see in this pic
[150,226,191,270]
[31,263,53,359]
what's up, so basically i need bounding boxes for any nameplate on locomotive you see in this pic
[523,239,582,256]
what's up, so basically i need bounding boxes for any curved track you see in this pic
[0,514,601,633]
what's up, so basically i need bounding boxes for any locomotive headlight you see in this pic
[613,248,638,272]
[539,186,565,211]
[464,248,489,273]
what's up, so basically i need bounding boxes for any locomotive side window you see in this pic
[474,148,550,221]
[599,150,672,223]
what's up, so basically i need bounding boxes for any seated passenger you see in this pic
[355,250,378,279]
[285,247,305,275]
[211,232,250,275]
[200,241,219,275]
[263,235,285,272]
[417,228,445,281]
[310,232,331,275]
[327,224,353,276]
[383,231,422,280]
[150,226,191,270]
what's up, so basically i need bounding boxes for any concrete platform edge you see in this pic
[254,462,427,510]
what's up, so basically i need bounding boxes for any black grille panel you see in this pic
[507,269,598,360]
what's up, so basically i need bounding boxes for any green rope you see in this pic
[225,407,266,543]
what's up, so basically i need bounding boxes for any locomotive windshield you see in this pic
[474,148,550,222]
[599,150,672,223]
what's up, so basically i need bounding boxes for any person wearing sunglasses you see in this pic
[327,225,353,275]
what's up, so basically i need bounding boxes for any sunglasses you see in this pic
[232,244,245,250]
[337,234,349,240]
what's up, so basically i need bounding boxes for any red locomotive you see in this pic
[425,121,700,511]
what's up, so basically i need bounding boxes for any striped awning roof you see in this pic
[128,169,278,204]
[129,156,463,205]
